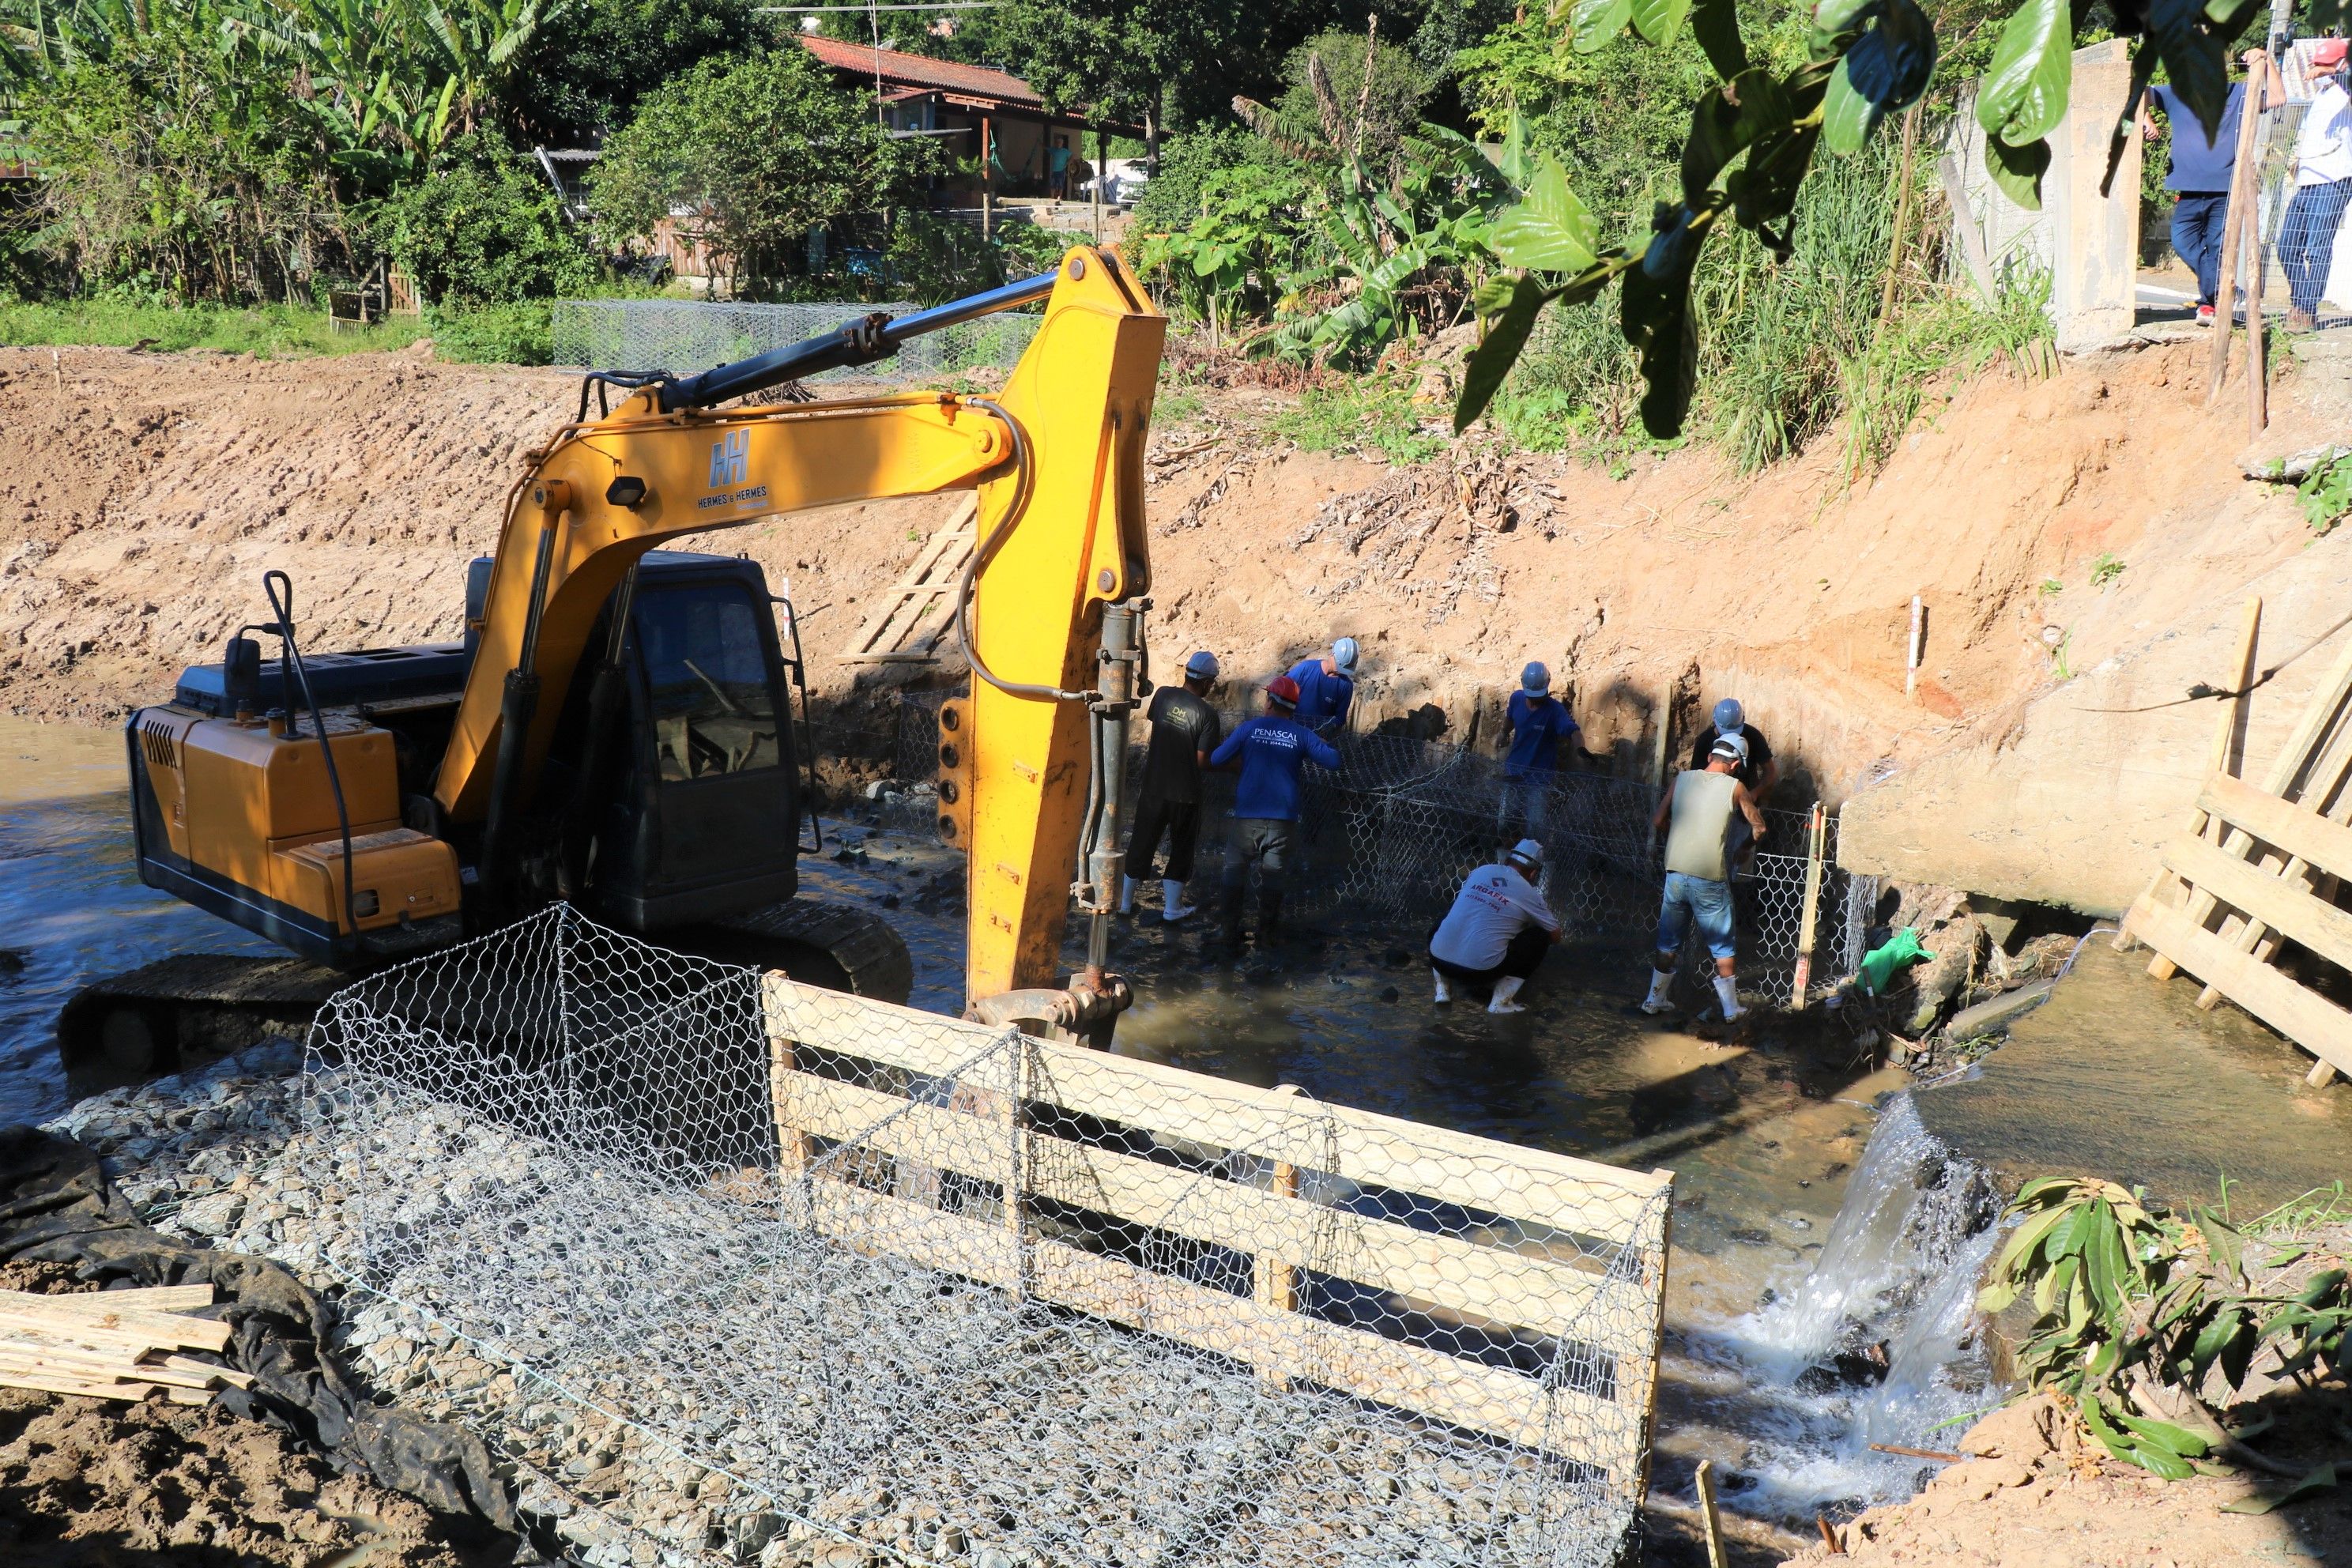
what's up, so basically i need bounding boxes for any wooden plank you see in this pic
[0,1370,160,1402]
[0,1306,229,1355]
[850,508,972,656]
[775,1069,1657,1349]
[2122,597,2261,955]
[2147,619,2352,974]
[2128,895,2352,1080]
[2196,724,2352,1008]
[844,500,978,662]
[801,1178,1633,1462]
[160,1354,249,1389]
[0,1286,214,1315]
[2198,774,2352,887]
[1033,1039,1669,1224]
[2162,834,2352,974]
[763,974,1012,1080]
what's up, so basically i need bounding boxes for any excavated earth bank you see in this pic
[2,337,2347,910]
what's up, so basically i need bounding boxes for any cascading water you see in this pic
[1687,1092,2008,1522]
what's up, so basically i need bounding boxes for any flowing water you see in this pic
[0,718,2003,1549]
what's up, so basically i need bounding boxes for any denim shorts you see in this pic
[1657,871,1737,961]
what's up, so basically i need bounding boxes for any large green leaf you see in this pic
[2221,1463,2339,1514]
[1683,67,1792,203]
[1984,131,2051,212]
[1977,0,2071,146]
[1827,0,1936,154]
[1623,214,1705,438]
[2145,0,2229,143]
[2111,1410,2211,1460]
[1724,62,1829,234]
[1489,154,1599,272]
[1691,0,1748,78]
[1629,0,1691,46]
[1570,0,1634,52]
[1455,273,1550,432]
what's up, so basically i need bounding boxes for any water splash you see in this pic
[1695,1093,2006,1522]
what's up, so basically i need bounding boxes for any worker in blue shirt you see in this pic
[1208,674,1341,948]
[1501,661,1579,842]
[1283,637,1359,738]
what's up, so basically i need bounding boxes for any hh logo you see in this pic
[708,430,748,488]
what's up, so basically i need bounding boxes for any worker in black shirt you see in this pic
[1121,650,1226,922]
[1687,698,1777,867]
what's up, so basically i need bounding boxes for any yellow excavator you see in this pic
[62,247,1164,1083]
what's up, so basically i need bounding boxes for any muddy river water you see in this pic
[0,718,1998,1548]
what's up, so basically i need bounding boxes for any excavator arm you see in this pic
[437,248,1165,1014]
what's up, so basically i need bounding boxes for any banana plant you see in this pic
[1453,0,2261,441]
[1978,1176,2350,1486]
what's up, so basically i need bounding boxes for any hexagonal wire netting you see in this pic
[305,906,1672,1568]
[884,694,1875,1002]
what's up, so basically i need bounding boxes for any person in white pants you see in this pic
[1428,840,1562,1015]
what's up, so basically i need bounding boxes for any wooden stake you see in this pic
[2246,52,2275,436]
[1818,1513,1845,1554]
[1905,595,1924,700]
[1694,1459,1729,1568]
[2206,71,2267,403]
[1789,805,1828,1007]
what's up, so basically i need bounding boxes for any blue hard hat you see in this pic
[1184,650,1219,680]
[1521,661,1551,694]
[1713,698,1744,736]
[1332,636,1360,675]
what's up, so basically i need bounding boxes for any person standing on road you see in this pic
[1209,675,1341,949]
[1120,650,1224,923]
[1285,638,1359,738]
[2282,40,2352,333]
[1429,839,1562,1015]
[1645,733,1769,1022]
[2140,51,2283,322]
[1501,661,1580,841]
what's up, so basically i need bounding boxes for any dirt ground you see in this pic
[1775,1393,2352,1568]
[0,1265,507,1567]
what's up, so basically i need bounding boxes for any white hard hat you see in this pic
[1506,839,1545,871]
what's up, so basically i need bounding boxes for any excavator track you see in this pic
[56,954,349,1096]
[57,899,914,1098]
[673,898,916,1005]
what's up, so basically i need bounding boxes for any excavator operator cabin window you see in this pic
[633,582,782,782]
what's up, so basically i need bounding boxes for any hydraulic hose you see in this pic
[262,571,360,948]
[953,398,1093,706]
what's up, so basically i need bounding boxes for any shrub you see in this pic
[429,300,558,364]
[372,129,602,308]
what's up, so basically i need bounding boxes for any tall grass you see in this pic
[1489,121,2055,476]
[0,299,429,357]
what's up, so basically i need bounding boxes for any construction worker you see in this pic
[1689,697,1776,868]
[1284,637,1359,738]
[1430,839,1562,1015]
[1120,650,1224,922]
[1645,733,1769,1020]
[1501,661,1579,841]
[1209,674,1340,948]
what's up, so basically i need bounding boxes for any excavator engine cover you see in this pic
[127,706,462,965]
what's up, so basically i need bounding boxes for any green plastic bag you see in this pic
[1859,926,1934,996]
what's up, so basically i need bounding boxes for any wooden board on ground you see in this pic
[0,1284,229,1404]
[840,499,978,663]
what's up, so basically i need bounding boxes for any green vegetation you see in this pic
[1980,1176,2348,1492]
[1269,376,1445,466]
[0,300,426,357]
[2090,551,2127,588]
[2297,450,2352,537]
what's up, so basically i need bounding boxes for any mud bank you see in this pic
[2,340,2345,909]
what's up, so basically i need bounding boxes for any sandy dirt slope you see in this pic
[0,337,2338,906]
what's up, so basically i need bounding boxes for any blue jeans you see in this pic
[1657,872,1736,961]
[2171,192,2230,308]
[2279,180,2352,316]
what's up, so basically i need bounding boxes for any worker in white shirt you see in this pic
[1428,840,1562,1015]
[2282,37,2352,332]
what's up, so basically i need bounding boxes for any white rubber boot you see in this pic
[1713,973,1744,1022]
[1163,880,1197,922]
[1431,969,1453,1005]
[1640,968,1676,1016]
[1487,975,1528,1015]
[1118,875,1135,916]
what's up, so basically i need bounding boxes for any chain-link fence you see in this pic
[884,694,1877,996]
[2248,95,2352,332]
[550,300,1042,386]
[306,906,1672,1568]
